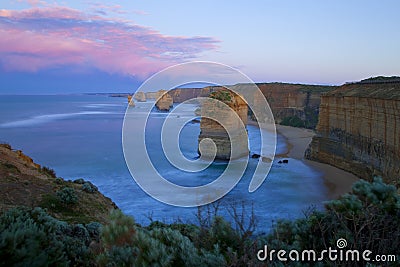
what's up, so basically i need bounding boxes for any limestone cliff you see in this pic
[168,83,335,129]
[306,80,400,185]
[255,83,334,128]
[155,90,173,111]
[198,90,249,160]
[145,92,158,99]
[168,87,216,102]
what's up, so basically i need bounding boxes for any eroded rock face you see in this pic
[198,90,249,160]
[168,83,335,129]
[306,82,400,185]
[155,90,173,111]
[134,92,146,102]
[169,87,216,102]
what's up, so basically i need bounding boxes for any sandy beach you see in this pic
[275,125,359,199]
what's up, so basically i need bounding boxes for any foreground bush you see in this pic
[0,207,100,266]
[56,187,78,205]
[1,178,398,266]
[265,177,400,266]
[96,209,225,266]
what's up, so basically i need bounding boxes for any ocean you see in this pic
[0,94,328,232]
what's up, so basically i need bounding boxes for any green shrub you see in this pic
[1,178,398,266]
[55,177,64,184]
[73,178,85,184]
[86,222,102,242]
[280,116,305,128]
[265,177,400,265]
[0,207,98,266]
[82,182,98,193]
[210,90,232,102]
[57,187,78,205]
[97,210,226,266]
[0,207,68,266]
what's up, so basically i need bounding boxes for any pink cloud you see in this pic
[0,5,219,78]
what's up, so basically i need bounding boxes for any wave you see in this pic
[83,104,123,108]
[0,111,111,128]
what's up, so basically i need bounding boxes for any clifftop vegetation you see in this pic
[1,177,398,266]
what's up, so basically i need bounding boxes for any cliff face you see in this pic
[198,90,248,160]
[306,82,400,185]
[145,92,158,99]
[168,83,335,129]
[256,83,333,128]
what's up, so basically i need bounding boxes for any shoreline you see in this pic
[275,125,359,199]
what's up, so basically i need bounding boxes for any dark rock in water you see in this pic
[251,153,260,159]
[278,160,282,164]
[282,159,289,164]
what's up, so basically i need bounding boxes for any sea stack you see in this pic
[134,91,146,102]
[155,90,173,111]
[127,95,135,107]
[198,90,249,160]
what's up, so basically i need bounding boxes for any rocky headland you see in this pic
[306,78,400,185]
[0,143,117,223]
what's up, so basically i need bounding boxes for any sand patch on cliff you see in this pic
[275,125,359,199]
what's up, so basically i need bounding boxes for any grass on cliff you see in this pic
[0,150,115,224]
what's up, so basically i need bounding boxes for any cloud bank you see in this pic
[0,5,219,78]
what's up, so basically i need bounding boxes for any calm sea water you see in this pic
[0,95,328,232]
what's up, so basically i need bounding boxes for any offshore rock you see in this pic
[306,80,400,185]
[155,90,173,111]
[127,95,135,107]
[198,90,249,160]
[134,92,146,102]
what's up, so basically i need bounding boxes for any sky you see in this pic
[1,0,399,94]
